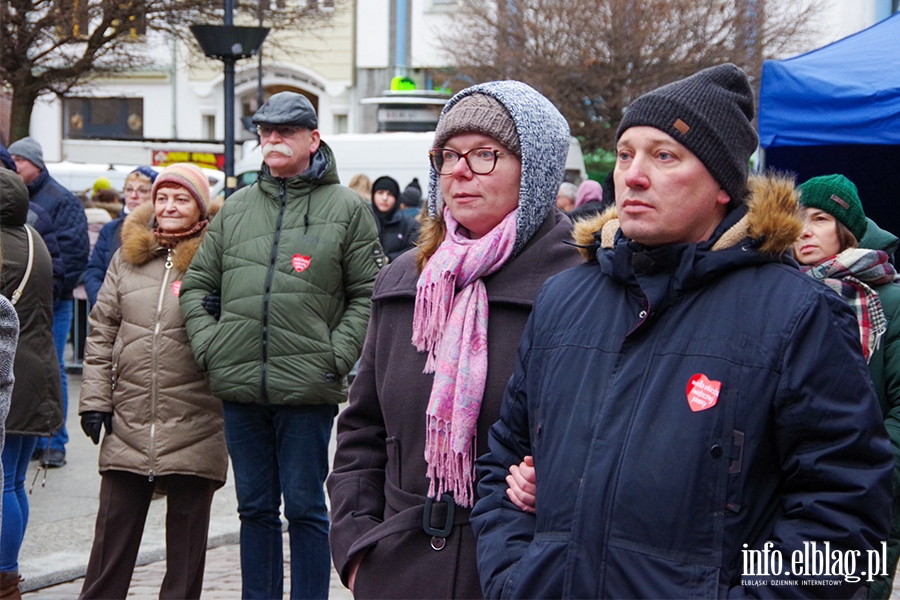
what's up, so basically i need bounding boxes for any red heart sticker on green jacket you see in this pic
[292,255,311,272]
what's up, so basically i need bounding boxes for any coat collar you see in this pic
[572,174,802,262]
[120,201,217,271]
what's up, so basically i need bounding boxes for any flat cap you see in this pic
[251,92,318,129]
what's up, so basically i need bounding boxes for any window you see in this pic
[56,0,90,38]
[64,97,144,139]
[306,0,334,9]
[203,115,216,140]
[334,114,348,134]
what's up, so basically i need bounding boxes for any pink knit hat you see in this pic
[151,163,211,220]
[574,179,602,209]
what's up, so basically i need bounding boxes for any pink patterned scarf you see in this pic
[413,207,518,507]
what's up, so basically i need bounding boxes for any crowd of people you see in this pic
[0,61,899,600]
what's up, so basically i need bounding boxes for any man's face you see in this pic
[259,125,321,178]
[12,156,40,185]
[556,193,574,212]
[614,126,730,246]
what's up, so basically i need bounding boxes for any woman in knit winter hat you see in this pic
[327,81,582,597]
[78,163,226,600]
[370,175,420,262]
[793,173,900,598]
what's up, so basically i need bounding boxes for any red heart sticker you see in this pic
[292,255,311,272]
[686,373,721,412]
[171,280,182,297]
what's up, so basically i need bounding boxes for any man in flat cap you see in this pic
[180,91,382,599]
[471,64,893,597]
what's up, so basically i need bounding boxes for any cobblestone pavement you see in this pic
[23,532,352,600]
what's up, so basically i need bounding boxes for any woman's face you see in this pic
[373,189,396,213]
[154,185,201,233]
[795,207,843,265]
[439,133,521,239]
[123,174,153,212]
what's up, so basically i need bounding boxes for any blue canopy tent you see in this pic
[759,12,900,236]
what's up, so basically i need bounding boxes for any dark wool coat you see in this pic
[26,168,89,299]
[327,210,581,599]
[471,176,894,599]
[0,169,63,437]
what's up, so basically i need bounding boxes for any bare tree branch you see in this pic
[441,0,824,153]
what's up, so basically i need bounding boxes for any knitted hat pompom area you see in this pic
[151,163,211,221]
[797,174,868,242]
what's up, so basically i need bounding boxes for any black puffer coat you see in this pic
[0,168,63,436]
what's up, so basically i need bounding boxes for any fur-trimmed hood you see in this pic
[120,200,220,271]
[572,174,802,262]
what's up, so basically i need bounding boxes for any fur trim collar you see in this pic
[572,174,801,262]
[120,201,217,271]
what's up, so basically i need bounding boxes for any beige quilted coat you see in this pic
[79,202,227,484]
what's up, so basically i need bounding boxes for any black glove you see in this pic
[81,411,113,445]
[201,290,221,320]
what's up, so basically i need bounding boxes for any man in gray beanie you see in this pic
[472,64,892,597]
[8,136,89,468]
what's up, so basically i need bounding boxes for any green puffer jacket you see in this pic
[179,141,382,406]
[860,218,900,600]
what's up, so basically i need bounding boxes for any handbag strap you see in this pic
[11,225,35,307]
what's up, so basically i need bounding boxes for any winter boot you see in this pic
[0,570,22,599]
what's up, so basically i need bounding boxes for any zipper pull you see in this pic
[165,248,174,270]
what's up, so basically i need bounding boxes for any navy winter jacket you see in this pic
[471,176,893,599]
[26,202,65,301]
[26,168,89,299]
[84,217,123,307]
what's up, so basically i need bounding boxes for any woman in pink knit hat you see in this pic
[78,163,227,600]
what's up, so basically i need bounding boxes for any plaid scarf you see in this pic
[802,248,899,362]
[412,207,518,507]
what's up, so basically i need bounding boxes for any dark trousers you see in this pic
[79,470,218,600]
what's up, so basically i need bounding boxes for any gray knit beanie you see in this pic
[429,81,569,256]
[433,94,521,157]
[7,136,45,172]
[616,63,757,205]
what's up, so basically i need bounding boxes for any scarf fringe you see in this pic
[412,270,457,373]
[425,415,475,508]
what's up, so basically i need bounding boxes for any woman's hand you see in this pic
[506,455,536,514]
[347,550,368,594]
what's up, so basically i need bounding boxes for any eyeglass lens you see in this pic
[125,187,151,195]
[257,125,301,137]
[431,148,498,175]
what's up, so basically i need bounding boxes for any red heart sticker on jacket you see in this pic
[292,255,311,272]
[171,280,182,297]
[686,373,721,412]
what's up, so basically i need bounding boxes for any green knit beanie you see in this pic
[797,174,867,242]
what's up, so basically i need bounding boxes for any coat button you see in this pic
[710,445,723,459]
[430,536,446,551]
[325,373,337,383]
[638,310,647,319]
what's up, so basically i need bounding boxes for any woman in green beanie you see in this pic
[794,173,900,599]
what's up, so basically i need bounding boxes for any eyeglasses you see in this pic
[257,125,302,138]
[124,186,151,195]
[429,147,514,176]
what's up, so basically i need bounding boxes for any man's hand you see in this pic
[201,290,221,320]
[80,411,113,445]
[506,455,536,514]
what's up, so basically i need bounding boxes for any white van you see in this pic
[46,161,225,197]
[235,132,588,191]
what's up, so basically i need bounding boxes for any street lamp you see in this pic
[190,20,268,197]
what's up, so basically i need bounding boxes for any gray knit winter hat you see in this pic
[7,136,45,172]
[429,81,570,256]
[433,94,521,158]
[616,63,757,205]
